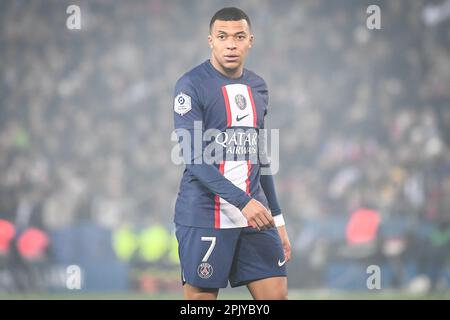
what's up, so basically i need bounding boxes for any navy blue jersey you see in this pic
[173,60,281,229]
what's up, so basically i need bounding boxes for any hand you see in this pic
[241,199,275,231]
[277,225,291,263]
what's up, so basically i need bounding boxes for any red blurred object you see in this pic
[346,208,381,245]
[0,219,16,255]
[17,227,49,260]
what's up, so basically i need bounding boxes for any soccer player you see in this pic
[173,7,291,300]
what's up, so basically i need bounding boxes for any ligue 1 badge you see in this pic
[174,92,192,115]
[197,262,213,279]
[235,94,247,110]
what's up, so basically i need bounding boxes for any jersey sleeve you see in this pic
[259,117,282,217]
[260,174,282,215]
[255,76,269,117]
[173,76,203,130]
[173,76,252,211]
[258,80,284,225]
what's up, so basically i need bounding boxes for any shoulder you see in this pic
[175,62,209,89]
[174,62,210,103]
[245,69,268,92]
[245,69,269,105]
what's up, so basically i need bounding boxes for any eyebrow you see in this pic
[216,30,247,36]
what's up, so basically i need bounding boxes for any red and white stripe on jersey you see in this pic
[221,84,257,128]
[214,84,257,229]
[214,160,251,228]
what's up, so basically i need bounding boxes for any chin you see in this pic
[222,61,240,70]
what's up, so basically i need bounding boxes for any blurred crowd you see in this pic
[1,0,450,292]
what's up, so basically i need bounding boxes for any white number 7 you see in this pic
[201,237,216,262]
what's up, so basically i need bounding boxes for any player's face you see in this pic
[208,19,253,78]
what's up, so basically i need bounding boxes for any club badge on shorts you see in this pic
[197,262,213,279]
[174,92,192,115]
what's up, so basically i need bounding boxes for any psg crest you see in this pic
[235,94,247,110]
[197,262,213,279]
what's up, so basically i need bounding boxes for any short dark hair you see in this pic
[209,7,251,33]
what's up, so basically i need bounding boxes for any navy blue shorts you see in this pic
[175,225,287,288]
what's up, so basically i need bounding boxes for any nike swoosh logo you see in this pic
[236,114,249,122]
[278,259,286,267]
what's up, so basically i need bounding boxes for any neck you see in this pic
[210,57,243,78]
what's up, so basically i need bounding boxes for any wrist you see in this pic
[273,214,285,227]
[237,193,252,211]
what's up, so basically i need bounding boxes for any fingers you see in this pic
[242,199,275,231]
[252,213,274,231]
[283,239,291,262]
[284,245,291,262]
[253,216,265,231]
[260,212,274,229]
[263,210,275,228]
[248,220,258,229]
[260,208,275,229]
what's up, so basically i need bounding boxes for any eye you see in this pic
[218,34,226,40]
[237,35,246,40]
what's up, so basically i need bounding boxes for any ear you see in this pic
[208,34,213,49]
[249,34,254,48]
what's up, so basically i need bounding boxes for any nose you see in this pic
[226,38,237,50]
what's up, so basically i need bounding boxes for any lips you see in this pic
[224,55,239,62]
